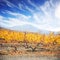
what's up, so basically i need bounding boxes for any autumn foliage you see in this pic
[0,28,60,45]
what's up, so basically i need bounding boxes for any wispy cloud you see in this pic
[3,0,14,8]
[28,0,40,11]
[0,0,60,32]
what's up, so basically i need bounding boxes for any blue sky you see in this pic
[0,0,60,32]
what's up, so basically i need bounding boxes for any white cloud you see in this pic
[0,15,60,32]
[1,0,60,32]
[55,4,60,19]
[49,0,55,7]
[18,3,25,11]
[4,0,25,11]
[40,1,52,16]
[28,0,40,11]
[5,10,31,21]
[0,13,31,27]
[24,5,34,13]
[0,15,4,21]
[3,0,14,8]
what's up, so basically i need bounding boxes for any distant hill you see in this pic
[0,26,59,34]
[0,25,51,34]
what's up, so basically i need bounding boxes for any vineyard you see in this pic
[0,28,60,56]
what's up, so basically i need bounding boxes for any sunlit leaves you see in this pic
[0,29,60,45]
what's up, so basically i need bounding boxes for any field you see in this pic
[0,28,60,60]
